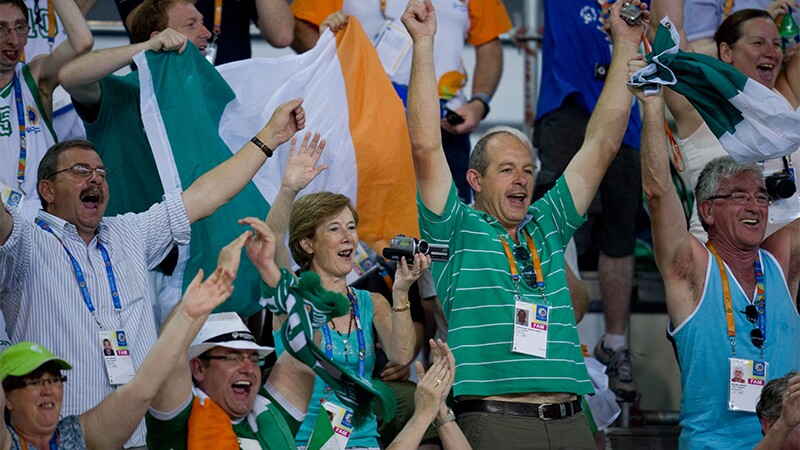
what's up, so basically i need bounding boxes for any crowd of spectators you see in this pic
[1,0,799,449]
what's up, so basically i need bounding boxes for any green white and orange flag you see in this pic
[134,18,418,317]
[629,17,800,163]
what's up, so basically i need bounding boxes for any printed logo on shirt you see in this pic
[26,105,38,125]
[0,107,10,137]
[580,5,598,25]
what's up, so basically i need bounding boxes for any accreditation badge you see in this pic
[372,19,412,77]
[728,357,768,413]
[0,182,24,214]
[309,401,354,450]
[512,300,549,358]
[99,329,135,385]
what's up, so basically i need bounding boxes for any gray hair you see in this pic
[470,127,537,177]
[695,156,763,231]
[756,370,798,425]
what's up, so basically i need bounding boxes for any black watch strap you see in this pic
[468,95,491,120]
[250,136,273,158]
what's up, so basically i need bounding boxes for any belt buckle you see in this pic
[537,402,567,421]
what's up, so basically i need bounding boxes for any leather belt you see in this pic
[454,398,582,421]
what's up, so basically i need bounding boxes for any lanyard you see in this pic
[13,75,27,194]
[35,218,123,329]
[707,242,766,356]
[32,0,57,52]
[379,0,392,20]
[498,229,546,299]
[211,0,222,42]
[322,289,366,378]
[723,0,734,19]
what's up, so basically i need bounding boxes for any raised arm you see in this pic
[441,38,503,135]
[775,43,800,109]
[79,266,235,450]
[264,132,327,270]
[633,61,706,326]
[372,254,430,366]
[255,0,295,48]
[27,0,93,108]
[761,218,800,305]
[182,98,305,223]
[562,0,647,215]
[403,0,452,215]
[650,0,705,138]
[59,29,189,109]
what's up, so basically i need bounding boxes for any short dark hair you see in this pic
[0,0,29,23]
[37,140,96,209]
[1,361,61,392]
[714,9,774,56]
[757,370,798,425]
[130,0,197,44]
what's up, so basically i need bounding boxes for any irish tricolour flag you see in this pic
[629,17,800,163]
[134,19,418,317]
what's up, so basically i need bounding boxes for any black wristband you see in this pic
[250,136,273,158]
[468,96,490,120]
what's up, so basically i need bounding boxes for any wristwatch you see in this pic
[433,408,456,428]
[468,93,491,119]
[250,135,274,158]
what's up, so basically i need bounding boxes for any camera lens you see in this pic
[765,172,796,200]
[418,240,429,255]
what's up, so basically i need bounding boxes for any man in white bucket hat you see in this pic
[145,311,316,449]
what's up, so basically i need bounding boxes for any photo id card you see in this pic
[373,19,412,77]
[512,300,549,358]
[728,357,768,413]
[311,401,354,450]
[0,182,24,214]
[99,329,135,385]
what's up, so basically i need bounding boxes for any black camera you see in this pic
[382,235,449,262]
[765,169,796,200]
[765,157,797,200]
[620,2,644,26]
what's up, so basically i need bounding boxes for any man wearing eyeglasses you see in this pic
[404,0,647,447]
[633,58,800,448]
[0,98,305,449]
[0,0,92,222]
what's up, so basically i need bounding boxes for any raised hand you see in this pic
[151,28,189,54]
[320,11,349,34]
[401,0,436,42]
[182,268,235,320]
[217,230,251,280]
[239,216,280,285]
[608,0,650,47]
[393,252,431,293]
[414,339,454,421]
[262,98,307,150]
[282,131,328,193]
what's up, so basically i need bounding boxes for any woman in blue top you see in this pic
[268,132,427,449]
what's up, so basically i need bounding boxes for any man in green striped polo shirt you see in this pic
[402,0,649,447]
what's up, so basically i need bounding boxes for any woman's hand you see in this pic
[392,253,431,293]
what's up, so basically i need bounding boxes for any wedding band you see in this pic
[435,379,442,385]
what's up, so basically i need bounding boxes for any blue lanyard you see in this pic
[13,74,27,194]
[322,289,366,378]
[35,218,123,328]
[753,257,767,341]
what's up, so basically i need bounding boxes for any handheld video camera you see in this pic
[382,235,449,263]
[620,2,644,26]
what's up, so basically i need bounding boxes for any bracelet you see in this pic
[468,93,491,119]
[250,136,274,158]
[433,408,456,428]
[392,301,411,312]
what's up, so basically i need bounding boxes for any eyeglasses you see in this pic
[11,375,68,391]
[708,192,770,206]
[512,245,537,288]
[46,164,111,180]
[743,305,764,349]
[0,24,31,38]
[200,353,264,366]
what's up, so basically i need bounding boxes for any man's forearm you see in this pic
[471,39,503,100]
[0,209,12,246]
[59,41,155,105]
[291,19,320,54]
[408,39,440,155]
[55,0,94,56]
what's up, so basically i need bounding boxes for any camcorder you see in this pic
[382,235,449,263]
[620,2,644,26]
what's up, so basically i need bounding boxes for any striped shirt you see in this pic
[418,177,593,397]
[0,192,190,447]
